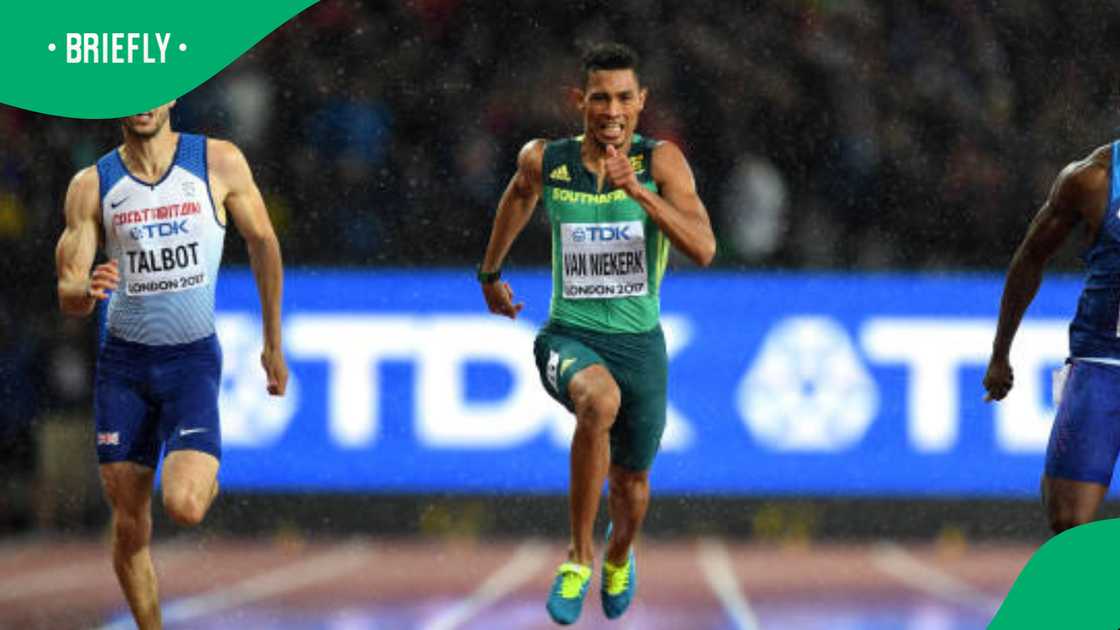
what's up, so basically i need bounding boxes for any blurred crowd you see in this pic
[2,0,1119,526]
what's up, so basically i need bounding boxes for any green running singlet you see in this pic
[542,134,669,334]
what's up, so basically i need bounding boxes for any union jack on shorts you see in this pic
[97,432,120,446]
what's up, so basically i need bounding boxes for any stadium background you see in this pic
[2,1,1120,628]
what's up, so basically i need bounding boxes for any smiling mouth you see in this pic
[599,121,625,139]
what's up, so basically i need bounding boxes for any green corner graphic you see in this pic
[0,1,317,118]
[989,518,1120,629]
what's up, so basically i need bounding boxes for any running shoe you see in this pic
[601,523,637,619]
[546,561,592,625]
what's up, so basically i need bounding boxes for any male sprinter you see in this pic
[479,43,715,624]
[55,102,287,629]
[984,142,1120,535]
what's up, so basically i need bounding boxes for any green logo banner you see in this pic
[989,518,1120,628]
[0,1,317,118]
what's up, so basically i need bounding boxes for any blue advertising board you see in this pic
[212,269,1088,496]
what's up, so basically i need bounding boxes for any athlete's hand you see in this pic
[482,280,524,319]
[261,347,288,396]
[604,144,641,196]
[87,260,119,300]
[983,356,1014,402]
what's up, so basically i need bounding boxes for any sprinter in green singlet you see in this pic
[478,43,715,625]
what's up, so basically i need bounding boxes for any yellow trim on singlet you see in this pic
[656,231,669,283]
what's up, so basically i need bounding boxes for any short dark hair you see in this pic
[581,43,640,87]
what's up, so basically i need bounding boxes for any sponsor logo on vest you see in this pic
[129,220,190,240]
[550,164,571,182]
[571,225,631,243]
[551,188,627,205]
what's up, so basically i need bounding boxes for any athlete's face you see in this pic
[579,69,646,149]
[121,101,175,138]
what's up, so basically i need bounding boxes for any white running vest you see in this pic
[97,133,226,345]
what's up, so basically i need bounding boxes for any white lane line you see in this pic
[95,542,374,630]
[419,540,551,630]
[870,542,1001,614]
[696,539,762,630]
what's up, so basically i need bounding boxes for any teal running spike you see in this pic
[546,561,592,625]
[602,523,637,619]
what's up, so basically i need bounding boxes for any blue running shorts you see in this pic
[1045,359,1120,485]
[94,334,222,467]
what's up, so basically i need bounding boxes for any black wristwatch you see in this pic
[476,266,502,284]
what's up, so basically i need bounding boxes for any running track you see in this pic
[0,538,1033,629]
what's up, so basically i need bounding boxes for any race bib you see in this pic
[121,216,208,296]
[560,220,648,299]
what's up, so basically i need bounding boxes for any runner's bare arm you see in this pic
[984,149,1107,400]
[55,167,117,317]
[604,142,715,266]
[479,139,545,318]
[210,139,288,396]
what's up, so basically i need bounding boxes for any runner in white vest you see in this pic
[54,100,287,630]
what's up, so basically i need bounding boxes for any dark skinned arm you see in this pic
[984,148,1109,401]
[479,139,545,319]
[603,142,716,266]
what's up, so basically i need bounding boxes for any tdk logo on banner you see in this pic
[208,271,1087,494]
[572,225,631,243]
[130,220,190,240]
